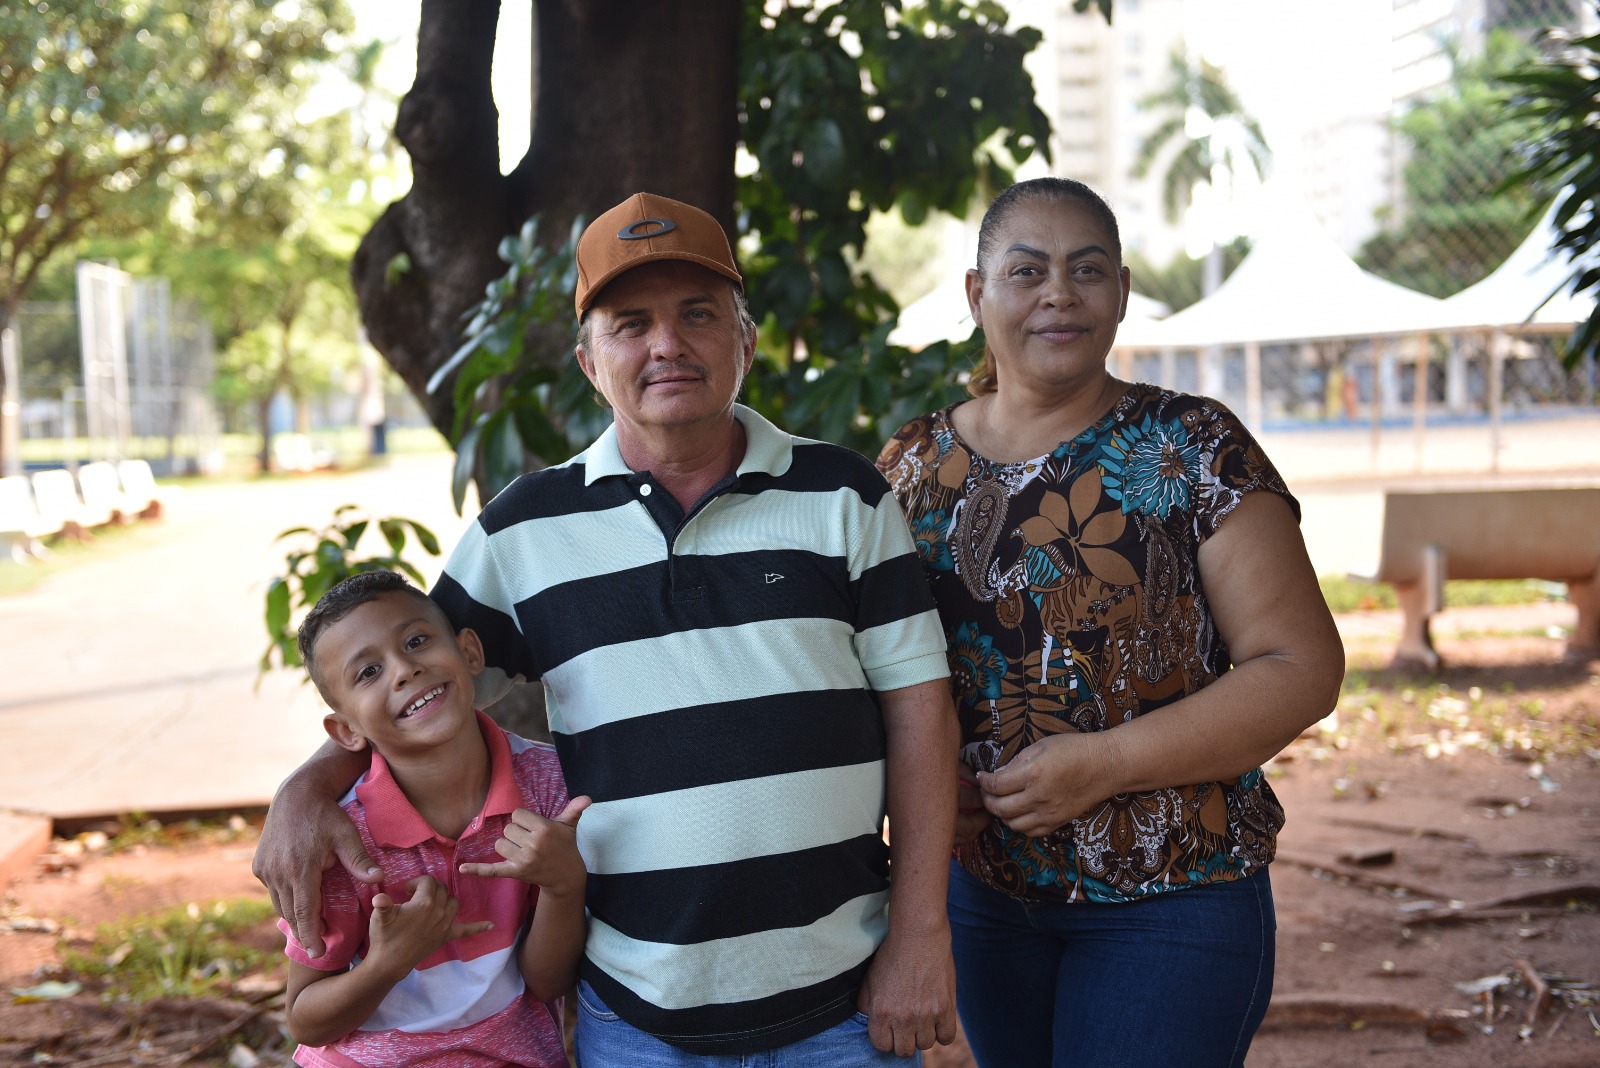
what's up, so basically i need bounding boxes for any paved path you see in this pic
[1,414,1594,829]
[0,453,475,821]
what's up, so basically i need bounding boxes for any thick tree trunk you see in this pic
[350,0,742,445]
[349,0,742,738]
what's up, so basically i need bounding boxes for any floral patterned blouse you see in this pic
[876,383,1298,903]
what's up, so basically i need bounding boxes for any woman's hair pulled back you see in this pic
[967,178,1121,397]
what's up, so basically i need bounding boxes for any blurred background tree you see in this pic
[0,0,355,473]
[1131,47,1270,301]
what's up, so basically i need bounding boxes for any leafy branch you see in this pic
[260,505,441,677]
[1499,11,1600,368]
[426,215,607,512]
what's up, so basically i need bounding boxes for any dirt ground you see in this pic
[2,631,1596,1067]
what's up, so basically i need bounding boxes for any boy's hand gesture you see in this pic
[365,876,493,979]
[459,796,590,899]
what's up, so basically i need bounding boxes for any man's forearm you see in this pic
[879,679,959,928]
[276,737,371,804]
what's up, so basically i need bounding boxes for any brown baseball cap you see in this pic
[574,192,743,317]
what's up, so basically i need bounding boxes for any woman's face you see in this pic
[966,197,1130,396]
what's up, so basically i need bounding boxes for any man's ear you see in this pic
[575,342,597,385]
[456,627,486,676]
[324,713,370,753]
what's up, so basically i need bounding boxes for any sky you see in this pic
[345,0,533,173]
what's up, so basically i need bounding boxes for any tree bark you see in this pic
[350,0,743,444]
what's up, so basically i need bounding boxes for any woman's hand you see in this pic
[977,731,1122,838]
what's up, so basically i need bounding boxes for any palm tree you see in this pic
[1132,48,1271,294]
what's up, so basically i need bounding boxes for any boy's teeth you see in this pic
[402,686,445,717]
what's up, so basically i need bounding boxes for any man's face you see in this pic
[576,261,755,445]
[313,592,484,759]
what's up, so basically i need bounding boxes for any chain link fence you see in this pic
[13,263,220,474]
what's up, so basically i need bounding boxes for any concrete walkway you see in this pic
[0,453,475,823]
[0,414,1594,881]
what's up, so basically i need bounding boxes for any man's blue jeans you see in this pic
[947,860,1275,1068]
[573,980,921,1067]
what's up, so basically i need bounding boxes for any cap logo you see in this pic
[618,218,676,240]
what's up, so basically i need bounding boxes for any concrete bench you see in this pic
[1372,487,1600,667]
[0,475,64,563]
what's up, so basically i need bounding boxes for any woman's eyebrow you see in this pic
[1002,243,1112,260]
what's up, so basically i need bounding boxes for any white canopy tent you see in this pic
[1113,191,1445,350]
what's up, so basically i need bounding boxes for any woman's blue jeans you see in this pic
[947,860,1275,1068]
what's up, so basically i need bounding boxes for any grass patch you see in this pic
[60,898,278,1001]
[22,426,450,476]
[1318,575,1561,614]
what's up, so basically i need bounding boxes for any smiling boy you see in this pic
[281,570,587,1068]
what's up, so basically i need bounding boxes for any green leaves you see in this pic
[258,504,441,679]
[734,0,1051,452]
[435,212,600,513]
[443,1,1060,484]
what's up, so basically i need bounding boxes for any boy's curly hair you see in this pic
[297,570,435,681]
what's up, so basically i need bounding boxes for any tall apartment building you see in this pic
[1393,0,1594,104]
[1012,0,1190,262]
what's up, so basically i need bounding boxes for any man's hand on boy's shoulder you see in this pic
[255,773,384,958]
[458,796,590,898]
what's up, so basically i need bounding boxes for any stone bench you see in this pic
[1372,487,1600,668]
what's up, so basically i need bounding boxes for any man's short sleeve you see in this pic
[848,473,950,693]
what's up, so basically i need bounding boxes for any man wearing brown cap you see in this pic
[257,193,960,1064]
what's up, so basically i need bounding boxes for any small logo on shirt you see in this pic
[764,573,785,584]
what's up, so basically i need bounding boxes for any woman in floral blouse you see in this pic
[876,177,1344,1068]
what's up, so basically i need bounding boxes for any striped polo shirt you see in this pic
[281,713,569,1067]
[431,405,950,1054]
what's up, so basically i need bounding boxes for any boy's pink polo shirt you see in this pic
[281,711,571,1067]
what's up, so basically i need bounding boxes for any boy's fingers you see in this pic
[448,920,495,939]
[553,795,591,828]
[456,860,518,879]
[404,875,441,898]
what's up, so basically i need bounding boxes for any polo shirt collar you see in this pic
[357,710,523,849]
[581,404,794,485]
